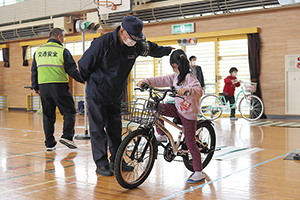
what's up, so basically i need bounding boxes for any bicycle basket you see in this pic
[121,99,158,125]
[245,82,257,93]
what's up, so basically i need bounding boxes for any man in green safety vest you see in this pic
[31,28,85,151]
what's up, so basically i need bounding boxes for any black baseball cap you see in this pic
[121,16,146,41]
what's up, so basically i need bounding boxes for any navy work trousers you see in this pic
[39,83,76,148]
[87,97,122,168]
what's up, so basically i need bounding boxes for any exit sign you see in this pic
[172,23,194,34]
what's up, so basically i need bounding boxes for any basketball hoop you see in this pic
[95,1,117,21]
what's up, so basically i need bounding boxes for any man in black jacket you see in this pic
[189,55,205,89]
[31,28,85,151]
[78,16,173,176]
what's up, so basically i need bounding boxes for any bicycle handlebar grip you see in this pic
[141,82,149,90]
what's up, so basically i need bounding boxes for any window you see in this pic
[0,49,3,62]
[65,40,92,56]
[157,44,181,76]
[130,44,180,101]
[186,41,216,94]
[28,45,39,59]
[218,39,249,92]
[131,56,155,100]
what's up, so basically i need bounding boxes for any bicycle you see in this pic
[199,81,264,121]
[114,83,216,189]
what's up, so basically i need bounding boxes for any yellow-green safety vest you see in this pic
[35,42,69,84]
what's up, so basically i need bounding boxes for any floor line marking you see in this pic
[161,149,299,200]
[0,143,91,159]
[0,157,95,183]
[0,175,77,195]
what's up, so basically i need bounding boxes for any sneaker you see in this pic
[96,164,114,176]
[230,117,238,121]
[46,147,56,151]
[187,171,206,183]
[59,138,77,149]
[110,160,134,171]
[156,135,168,142]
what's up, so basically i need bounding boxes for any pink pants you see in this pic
[155,103,203,171]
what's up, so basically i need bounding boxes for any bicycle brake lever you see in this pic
[134,87,144,92]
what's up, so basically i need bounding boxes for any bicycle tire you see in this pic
[182,120,216,172]
[239,94,264,121]
[199,94,223,121]
[114,128,157,189]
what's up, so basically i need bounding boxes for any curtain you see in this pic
[22,45,28,66]
[247,33,266,119]
[2,48,9,68]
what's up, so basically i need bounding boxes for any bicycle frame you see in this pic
[154,114,207,156]
[155,115,183,155]
[217,86,248,110]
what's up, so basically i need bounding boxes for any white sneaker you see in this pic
[187,171,206,183]
[46,147,56,151]
[59,138,77,149]
[156,135,168,142]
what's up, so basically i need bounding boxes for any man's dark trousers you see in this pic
[87,97,122,168]
[39,83,76,148]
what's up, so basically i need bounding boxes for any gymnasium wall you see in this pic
[1,5,300,116]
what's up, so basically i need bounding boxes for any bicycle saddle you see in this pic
[218,92,229,96]
[173,117,182,125]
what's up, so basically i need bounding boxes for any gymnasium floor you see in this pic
[0,110,299,199]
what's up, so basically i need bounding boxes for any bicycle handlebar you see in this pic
[134,83,188,102]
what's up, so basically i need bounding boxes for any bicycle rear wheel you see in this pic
[199,94,223,120]
[182,120,216,172]
[114,128,157,189]
[239,94,264,121]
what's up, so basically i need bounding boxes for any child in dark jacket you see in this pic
[223,67,240,120]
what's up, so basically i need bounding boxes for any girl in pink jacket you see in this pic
[137,49,204,183]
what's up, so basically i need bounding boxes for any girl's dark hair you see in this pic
[170,49,190,85]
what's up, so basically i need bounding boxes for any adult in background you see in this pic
[78,16,173,176]
[189,55,205,89]
[31,28,85,151]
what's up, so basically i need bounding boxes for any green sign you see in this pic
[172,23,194,34]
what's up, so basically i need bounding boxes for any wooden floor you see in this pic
[0,110,299,200]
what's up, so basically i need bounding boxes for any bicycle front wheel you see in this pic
[182,120,216,172]
[239,94,264,121]
[199,94,223,120]
[114,128,157,189]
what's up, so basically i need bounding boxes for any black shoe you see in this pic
[293,153,300,160]
[110,161,134,172]
[96,164,114,176]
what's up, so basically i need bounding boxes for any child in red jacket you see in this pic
[223,67,240,120]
